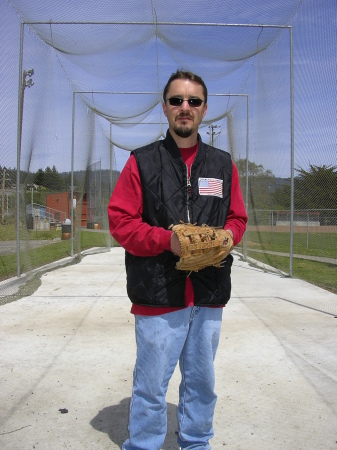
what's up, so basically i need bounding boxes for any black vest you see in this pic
[125,131,234,308]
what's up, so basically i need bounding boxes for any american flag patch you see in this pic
[198,178,223,198]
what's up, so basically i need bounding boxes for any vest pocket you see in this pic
[126,251,185,307]
[192,254,233,306]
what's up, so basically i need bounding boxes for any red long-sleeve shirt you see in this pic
[108,144,247,315]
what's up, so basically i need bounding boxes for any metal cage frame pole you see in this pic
[109,122,114,248]
[77,91,250,258]
[245,94,250,260]
[71,92,75,257]
[16,22,24,277]
[17,20,294,277]
[289,26,295,276]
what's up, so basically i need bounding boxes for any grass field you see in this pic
[244,230,337,294]
[246,230,336,259]
[0,228,112,282]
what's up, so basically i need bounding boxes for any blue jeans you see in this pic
[122,306,223,450]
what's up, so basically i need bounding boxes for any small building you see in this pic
[26,204,49,230]
[46,192,88,227]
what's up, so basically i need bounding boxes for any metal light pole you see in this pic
[16,23,34,277]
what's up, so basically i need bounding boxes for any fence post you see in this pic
[306,210,309,249]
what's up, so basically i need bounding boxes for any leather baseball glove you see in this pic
[170,222,234,272]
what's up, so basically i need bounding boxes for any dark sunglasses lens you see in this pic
[188,98,203,107]
[168,97,183,106]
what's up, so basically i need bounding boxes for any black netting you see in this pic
[1,0,336,296]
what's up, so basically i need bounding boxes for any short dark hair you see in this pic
[163,69,208,104]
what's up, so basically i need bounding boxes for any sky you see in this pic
[0,0,335,179]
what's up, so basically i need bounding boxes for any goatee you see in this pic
[174,125,193,138]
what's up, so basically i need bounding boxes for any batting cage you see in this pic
[0,0,336,299]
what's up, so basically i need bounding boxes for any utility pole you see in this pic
[207,125,221,146]
[1,169,11,224]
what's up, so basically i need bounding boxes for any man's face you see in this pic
[162,79,207,141]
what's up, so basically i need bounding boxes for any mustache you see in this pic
[177,112,193,119]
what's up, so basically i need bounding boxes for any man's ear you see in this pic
[162,101,168,117]
[203,103,208,118]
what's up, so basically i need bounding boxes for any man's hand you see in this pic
[225,229,234,243]
[170,232,181,256]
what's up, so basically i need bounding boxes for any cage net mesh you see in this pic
[0,0,336,298]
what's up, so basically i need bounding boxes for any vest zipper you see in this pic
[186,164,192,223]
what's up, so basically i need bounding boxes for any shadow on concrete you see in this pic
[90,397,179,449]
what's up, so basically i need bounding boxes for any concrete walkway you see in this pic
[1,248,336,449]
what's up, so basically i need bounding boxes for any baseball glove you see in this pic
[170,222,234,272]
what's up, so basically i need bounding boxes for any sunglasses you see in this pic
[167,97,204,107]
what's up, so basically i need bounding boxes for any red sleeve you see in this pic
[108,154,172,257]
[224,162,248,245]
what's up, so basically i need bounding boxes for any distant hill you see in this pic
[272,177,290,192]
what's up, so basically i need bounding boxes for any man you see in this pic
[108,69,247,450]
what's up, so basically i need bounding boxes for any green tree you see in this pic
[235,158,275,210]
[33,166,65,192]
[272,181,291,209]
[295,165,337,209]
[272,165,337,223]
[63,172,79,193]
[45,166,65,191]
[33,168,45,187]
